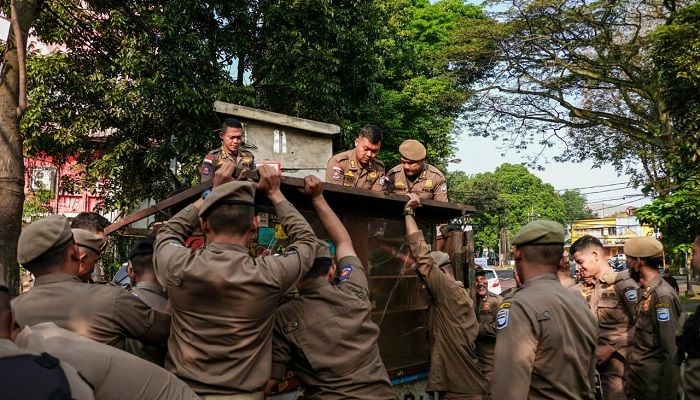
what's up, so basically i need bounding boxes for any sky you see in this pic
[446,133,652,213]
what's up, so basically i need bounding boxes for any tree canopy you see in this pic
[448,163,592,250]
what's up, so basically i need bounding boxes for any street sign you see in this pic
[625,206,637,216]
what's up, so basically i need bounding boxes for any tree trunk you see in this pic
[0,0,39,295]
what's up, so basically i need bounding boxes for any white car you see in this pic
[476,265,502,295]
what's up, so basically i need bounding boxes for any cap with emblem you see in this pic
[399,140,427,161]
[199,181,256,217]
[72,229,105,255]
[18,215,74,265]
[624,236,663,258]
[129,237,155,260]
[512,220,565,246]
[429,251,451,268]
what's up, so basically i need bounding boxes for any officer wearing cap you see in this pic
[267,176,395,399]
[72,229,105,283]
[570,235,639,400]
[201,117,255,182]
[624,236,680,400]
[154,163,321,397]
[491,220,597,399]
[325,125,385,191]
[404,193,486,399]
[679,234,700,399]
[385,139,448,201]
[127,238,167,314]
[474,267,503,392]
[11,215,171,359]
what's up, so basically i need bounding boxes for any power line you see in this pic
[589,197,646,213]
[586,193,646,203]
[554,181,629,192]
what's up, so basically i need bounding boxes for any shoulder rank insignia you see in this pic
[426,179,433,189]
[421,170,427,179]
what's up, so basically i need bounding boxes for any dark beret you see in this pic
[129,237,155,260]
[18,215,74,265]
[512,220,565,246]
[199,181,256,218]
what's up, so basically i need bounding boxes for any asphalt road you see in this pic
[493,269,516,291]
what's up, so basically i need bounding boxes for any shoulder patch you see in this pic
[498,301,512,310]
[656,306,671,322]
[496,307,510,329]
[203,155,214,164]
[624,288,638,302]
[331,165,343,181]
[338,265,353,282]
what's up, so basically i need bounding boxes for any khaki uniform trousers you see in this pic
[201,393,263,400]
[599,353,626,400]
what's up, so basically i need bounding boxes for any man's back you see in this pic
[492,274,597,399]
[272,255,393,400]
[15,322,198,400]
[12,273,170,352]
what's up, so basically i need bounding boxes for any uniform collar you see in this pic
[207,242,249,253]
[34,273,82,287]
[300,278,329,294]
[220,145,238,159]
[641,273,663,297]
[349,149,376,172]
[522,273,559,287]
[135,280,165,294]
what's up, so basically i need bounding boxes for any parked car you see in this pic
[481,267,502,295]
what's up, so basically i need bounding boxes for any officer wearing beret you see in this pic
[404,193,486,399]
[11,215,171,359]
[385,139,448,202]
[201,117,255,182]
[624,236,681,400]
[570,235,639,400]
[72,229,105,283]
[679,234,700,399]
[154,163,322,397]
[325,125,385,191]
[491,220,598,399]
[267,176,395,399]
[474,267,503,392]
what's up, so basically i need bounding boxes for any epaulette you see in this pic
[388,165,402,174]
[427,164,446,176]
[92,280,120,288]
[240,149,254,156]
[332,150,351,162]
[207,148,222,155]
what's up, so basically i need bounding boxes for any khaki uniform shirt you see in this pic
[12,273,170,353]
[626,274,681,400]
[15,323,198,400]
[201,146,255,181]
[408,231,486,395]
[491,273,598,399]
[131,281,169,314]
[579,269,638,357]
[0,337,95,400]
[325,149,385,191]
[475,292,503,381]
[154,201,321,395]
[271,255,394,400]
[386,164,448,201]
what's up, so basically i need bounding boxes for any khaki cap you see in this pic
[315,242,332,260]
[199,181,256,217]
[399,140,427,161]
[624,236,663,258]
[512,220,565,246]
[72,229,105,255]
[430,251,451,268]
[18,215,74,265]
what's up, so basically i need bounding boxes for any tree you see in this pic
[459,0,684,193]
[0,0,40,293]
[448,163,586,250]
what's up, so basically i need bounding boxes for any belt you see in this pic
[201,392,264,400]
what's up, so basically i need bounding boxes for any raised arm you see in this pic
[404,193,433,277]
[304,176,355,260]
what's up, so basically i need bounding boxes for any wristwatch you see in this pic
[201,189,212,200]
[403,207,415,217]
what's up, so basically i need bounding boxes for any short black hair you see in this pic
[519,244,565,267]
[71,212,110,234]
[23,240,74,275]
[570,235,604,255]
[643,256,664,269]
[222,118,243,132]
[475,268,487,278]
[307,258,334,279]
[131,254,154,277]
[204,204,255,236]
[358,125,383,144]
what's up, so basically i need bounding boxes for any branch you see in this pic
[10,0,27,118]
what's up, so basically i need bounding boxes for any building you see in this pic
[569,215,656,257]
[213,101,340,180]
